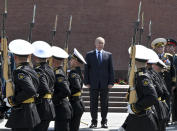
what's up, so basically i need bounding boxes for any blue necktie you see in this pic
[98,51,101,64]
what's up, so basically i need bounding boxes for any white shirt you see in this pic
[96,49,103,62]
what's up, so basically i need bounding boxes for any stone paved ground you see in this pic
[0,113,177,131]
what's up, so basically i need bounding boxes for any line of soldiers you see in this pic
[118,38,177,131]
[1,39,86,131]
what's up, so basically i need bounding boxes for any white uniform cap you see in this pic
[157,59,167,68]
[32,41,52,58]
[51,46,69,59]
[9,39,34,55]
[73,48,87,64]
[147,48,159,64]
[151,38,167,49]
[128,45,150,61]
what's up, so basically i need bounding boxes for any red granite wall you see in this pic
[0,0,177,73]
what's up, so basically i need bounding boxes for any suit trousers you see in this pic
[90,87,109,123]
[32,120,50,131]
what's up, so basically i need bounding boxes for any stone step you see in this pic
[82,92,127,97]
[82,96,127,102]
[82,86,129,92]
[83,101,128,107]
[84,106,127,113]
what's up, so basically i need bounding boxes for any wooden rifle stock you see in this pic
[1,9,14,97]
[128,45,137,104]
[128,1,142,104]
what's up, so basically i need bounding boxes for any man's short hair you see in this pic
[95,37,105,44]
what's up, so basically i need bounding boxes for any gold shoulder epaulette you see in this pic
[17,66,23,69]
[138,72,144,76]
[55,69,59,75]
[36,65,40,69]
[55,69,62,75]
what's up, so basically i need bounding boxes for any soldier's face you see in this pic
[95,41,104,51]
[152,64,161,72]
[52,58,63,68]
[70,58,80,68]
[165,45,175,54]
[154,46,164,54]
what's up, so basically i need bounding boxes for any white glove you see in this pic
[3,98,12,107]
[127,104,135,114]
[118,126,125,131]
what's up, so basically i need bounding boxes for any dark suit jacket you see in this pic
[84,50,114,89]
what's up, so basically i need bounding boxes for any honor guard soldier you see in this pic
[151,38,176,124]
[147,49,170,131]
[0,36,15,121]
[165,38,177,124]
[51,46,72,131]
[119,45,158,131]
[152,59,171,129]
[68,48,86,131]
[32,41,56,131]
[4,39,40,131]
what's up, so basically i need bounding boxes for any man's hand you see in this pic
[127,104,135,114]
[3,98,12,107]
[108,84,113,88]
[85,84,90,88]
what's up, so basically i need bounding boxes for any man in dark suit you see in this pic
[84,37,114,128]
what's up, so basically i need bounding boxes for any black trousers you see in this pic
[159,120,166,131]
[12,129,32,131]
[54,120,70,131]
[166,96,171,123]
[70,99,84,131]
[32,120,50,131]
[172,94,177,122]
[90,87,109,123]
[70,114,82,131]
[126,112,158,131]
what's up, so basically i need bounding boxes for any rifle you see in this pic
[1,0,14,98]
[49,15,58,67]
[146,20,152,47]
[138,12,144,45]
[63,15,72,74]
[27,4,36,65]
[128,1,142,104]
[28,4,36,43]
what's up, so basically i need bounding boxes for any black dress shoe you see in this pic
[89,123,97,128]
[101,123,108,128]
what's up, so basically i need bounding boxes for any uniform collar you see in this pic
[18,62,30,66]
[137,67,146,72]
[17,62,30,69]
[40,62,47,66]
